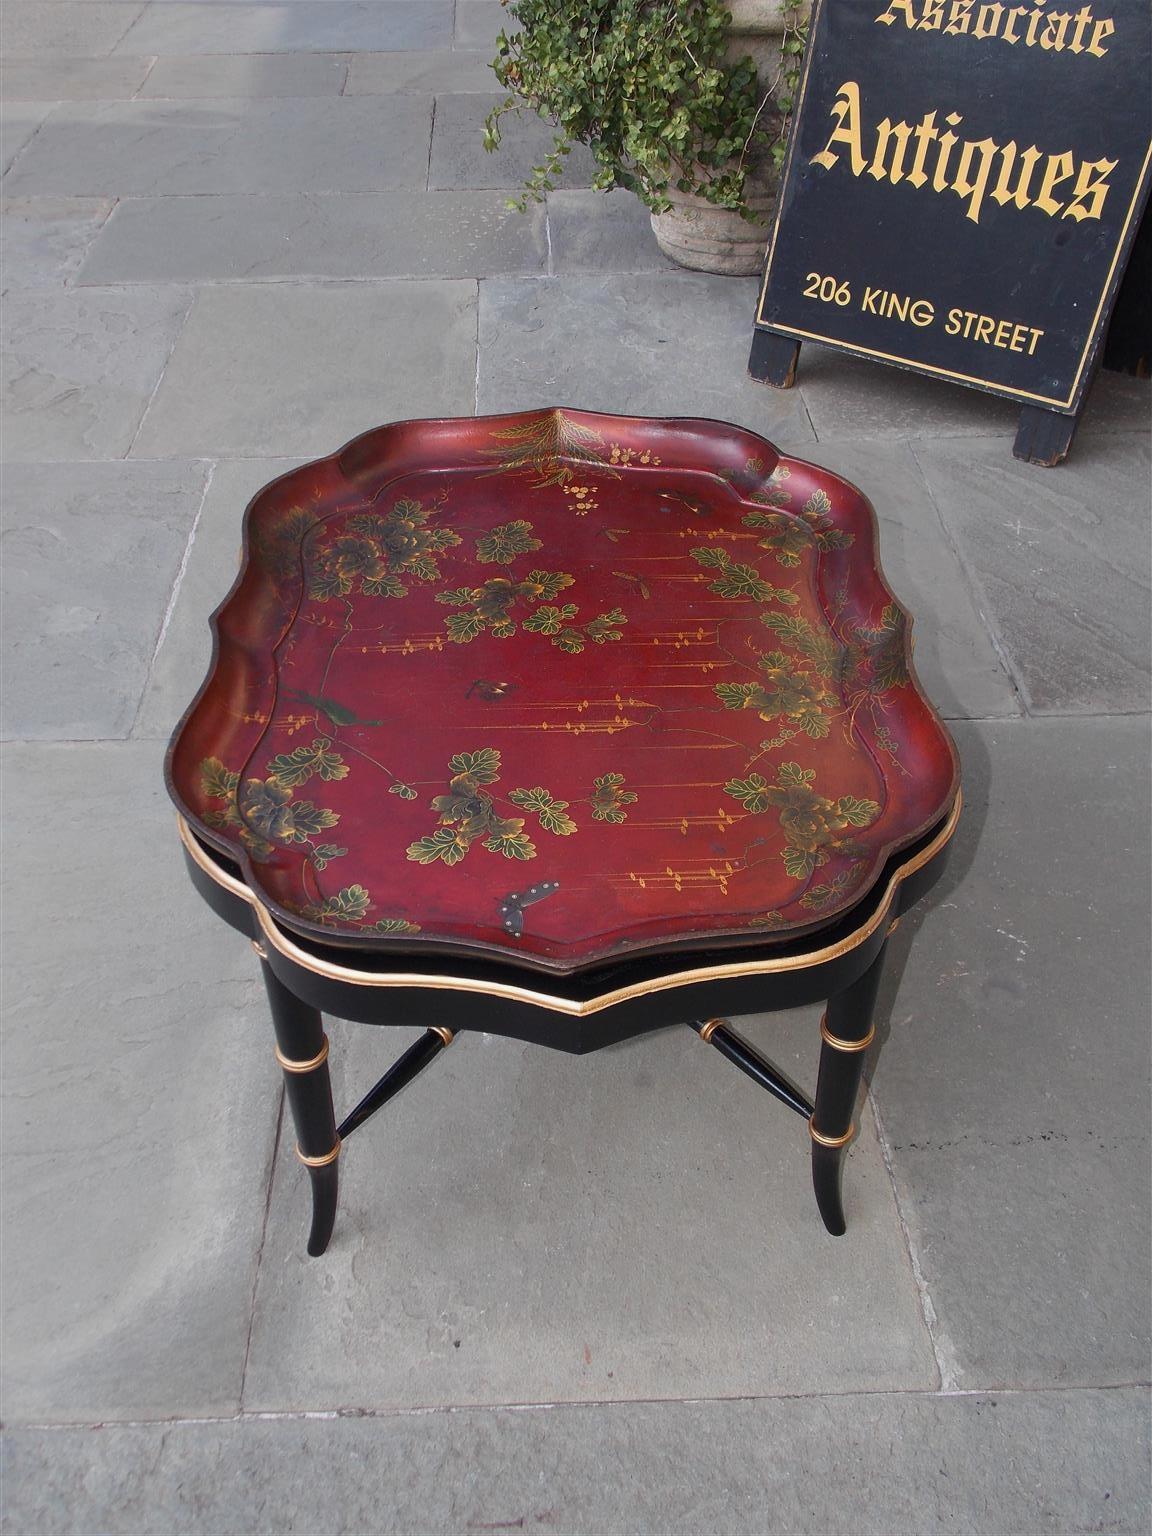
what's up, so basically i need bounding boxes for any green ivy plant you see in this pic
[484,0,808,218]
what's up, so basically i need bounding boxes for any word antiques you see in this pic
[812,81,1116,226]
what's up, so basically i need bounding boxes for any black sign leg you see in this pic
[748,329,801,388]
[1012,405,1080,467]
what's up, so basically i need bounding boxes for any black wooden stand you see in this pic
[182,803,957,1258]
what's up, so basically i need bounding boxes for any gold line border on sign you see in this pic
[755,0,1152,413]
[177,796,961,1019]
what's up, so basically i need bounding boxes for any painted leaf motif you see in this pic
[778,762,816,788]
[585,608,626,644]
[362,572,407,598]
[800,866,865,911]
[311,843,348,871]
[203,805,243,830]
[783,846,818,880]
[476,520,542,565]
[449,748,501,786]
[200,757,239,801]
[690,546,731,571]
[836,795,880,828]
[816,528,854,552]
[309,568,353,601]
[798,713,831,739]
[445,613,486,643]
[407,828,471,865]
[281,801,341,841]
[715,682,760,711]
[484,830,537,860]
[521,570,576,602]
[761,612,844,676]
[373,917,422,934]
[265,739,350,789]
[510,787,577,836]
[554,629,585,654]
[590,772,637,822]
[523,603,578,635]
[723,773,772,814]
[313,885,371,922]
[389,781,418,800]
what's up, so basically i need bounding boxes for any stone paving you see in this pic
[2,4,1150,1533]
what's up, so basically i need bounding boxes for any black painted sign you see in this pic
[754,0,1152,413]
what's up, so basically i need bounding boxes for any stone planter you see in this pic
[650,0,808,276]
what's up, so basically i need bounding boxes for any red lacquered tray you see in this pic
[167,410,958,974]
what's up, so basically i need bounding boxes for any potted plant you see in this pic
[484,0,809,276]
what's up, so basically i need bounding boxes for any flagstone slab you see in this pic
[0,57,152,101]
[2,285,193,461]
[1,101,57,176]
[429,92,595,190]
[477,274,815,446]
[1,196,114,289]
[2,460,208,740]
[3,96,434,197]
[0,3,144,59]
[4,1389,1148,1535]
[345,47,496,93]
[872,716,1151,1388]
[912,433,1152,713]
[1,741,279,1422]
[244,1015,934,1411]
[79,189,546,282]
[131,280,477,458]
[454,0,516,50]
[547,188,678,274]
[115,2,451,56]
[139,50,350,97]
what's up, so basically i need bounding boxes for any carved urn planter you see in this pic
[651,0,809,276]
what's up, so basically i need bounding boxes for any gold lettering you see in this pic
[874,0,919,26]
[952,136,999,222]
[973,3,1006,38]
[812,81,867,176]
[973,315,996,342]
[1040,10,1072,47]
[880,0,1116,55]
[862,285,883,313]
[1087,16,1114,53]
[1064,156,1117,220]
[990,141,1044,209]
[945,308,964,335]
[905,110,939,188]
[1035,150,1075,215]
[945,0,975,33]
[869,116,915,183]
[1027,328,1045,355]
[932,111,964,192]
[910,300,935,326]
[1002,4,1028,41]
[1067,5,1093,50]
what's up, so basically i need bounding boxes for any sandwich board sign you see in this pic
[749,0,1152,463]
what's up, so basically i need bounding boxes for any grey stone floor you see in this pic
[2,5,1150,1533]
